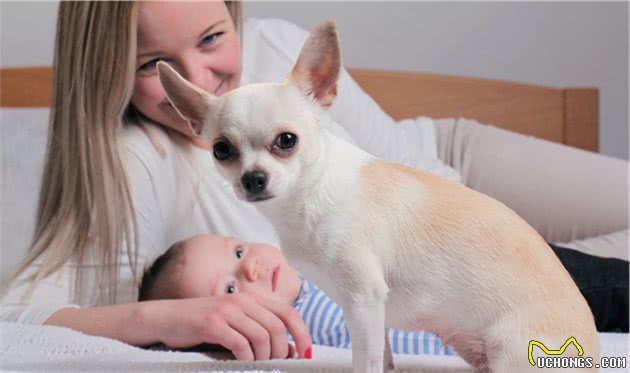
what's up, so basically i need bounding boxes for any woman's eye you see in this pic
[275,132,298,150]
[226,282,239,294]
[138,57,163,72]
[201,32,224,46]
[213,141,235,161]
[235,247,245,259]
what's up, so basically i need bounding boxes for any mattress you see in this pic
[0,322,627,373]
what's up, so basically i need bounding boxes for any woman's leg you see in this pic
[435,119,629,332]
[435,118,629,245]
[550,242,629,332]
[556,229,628,260]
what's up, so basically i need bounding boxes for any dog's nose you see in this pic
[241,171,267,195]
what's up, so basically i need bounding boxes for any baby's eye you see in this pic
[235,247,245,259]
[226,282,239,294]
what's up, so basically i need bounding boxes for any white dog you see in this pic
[157,21,599,373]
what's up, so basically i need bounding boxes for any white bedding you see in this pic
[0,322,627,373]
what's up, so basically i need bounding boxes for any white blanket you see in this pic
[0,322,466,372]
[1,322,627,373]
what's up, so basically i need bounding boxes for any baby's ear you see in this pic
[157,61,216,136]
[288,21,341,109]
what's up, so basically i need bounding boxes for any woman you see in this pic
[1,0,627,362]
[1,2,310,361]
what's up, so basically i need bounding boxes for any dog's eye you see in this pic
[275,132,298,150]
[213,141,234,161]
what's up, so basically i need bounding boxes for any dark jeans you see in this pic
[549,243,629,332]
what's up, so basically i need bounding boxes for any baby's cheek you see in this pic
[241,283,277,299]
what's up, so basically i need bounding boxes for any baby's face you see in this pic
[174,235,301,304]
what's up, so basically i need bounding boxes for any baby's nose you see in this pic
[243,257,260,282]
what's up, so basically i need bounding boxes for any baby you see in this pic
[139,234,455,356]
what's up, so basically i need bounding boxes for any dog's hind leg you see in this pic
[448,333,490,372]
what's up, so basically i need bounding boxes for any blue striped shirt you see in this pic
[291,276,456,356]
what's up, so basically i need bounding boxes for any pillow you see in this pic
[0,108,50,288]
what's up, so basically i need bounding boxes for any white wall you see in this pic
[1,1,628,159]
[244,1,629,160]
[0,2,58,67]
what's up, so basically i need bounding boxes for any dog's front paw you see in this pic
[383,335,395,371]
[383,356,395,372]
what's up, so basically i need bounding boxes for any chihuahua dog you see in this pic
[157,21,599,373]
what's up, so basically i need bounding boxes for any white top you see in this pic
[0,18,459,324]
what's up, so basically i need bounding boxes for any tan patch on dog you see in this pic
[356,160,596,339]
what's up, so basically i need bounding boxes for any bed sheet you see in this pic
[1,322,627,373]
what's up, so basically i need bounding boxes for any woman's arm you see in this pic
[2,262,312,359]
[44,303,152,346]
[45,295,312,359]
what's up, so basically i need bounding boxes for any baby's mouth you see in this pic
[271,265,280,292]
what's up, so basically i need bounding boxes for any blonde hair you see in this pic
[11,1,243,304]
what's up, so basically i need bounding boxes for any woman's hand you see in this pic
[143,293,312,360]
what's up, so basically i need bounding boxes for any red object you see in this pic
[304,347,312,359]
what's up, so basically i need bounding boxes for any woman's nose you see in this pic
[179,61,214,93]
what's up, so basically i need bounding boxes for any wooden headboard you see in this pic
[0,66,598,152]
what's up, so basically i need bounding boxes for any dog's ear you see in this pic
[157,61,214,136]
[289,21,341,109]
